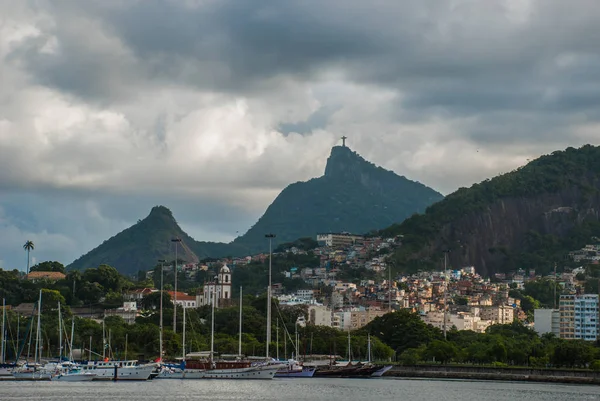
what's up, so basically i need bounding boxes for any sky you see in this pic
[2,0,600,271]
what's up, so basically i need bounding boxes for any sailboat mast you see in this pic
[367,333,371,363]
[102,319,106,359]
[69,318,75,361]
[159,259,165,362]
[182,305,186,362]
[238,286,242,357]
[58,302,62,360]
[34,290,42,364]
[276,320,279,361]
[1,298,5,364]
[210,279,216,361]
[347,329,351,362]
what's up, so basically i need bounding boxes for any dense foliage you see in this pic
[366,310,600,369]
[382,145,600,275]
[230,145,442,253]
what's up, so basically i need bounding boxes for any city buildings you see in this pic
[559,294,599,341]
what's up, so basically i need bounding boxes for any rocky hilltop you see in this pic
[231,145,443,251]
[384,145,600,277]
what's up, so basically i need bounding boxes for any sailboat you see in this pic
[0,298,16,377]
[160,284,283,379]
[52,308,96,381]
[80,317,156,381]
[12,290,53,380]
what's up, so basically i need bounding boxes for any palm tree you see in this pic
[23,240,34,275]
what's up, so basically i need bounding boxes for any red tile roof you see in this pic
[26,271,66,281]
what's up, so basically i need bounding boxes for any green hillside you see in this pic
[231,146,443,251]
[384,144,600,276]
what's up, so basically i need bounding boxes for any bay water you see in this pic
[2,378,600,400]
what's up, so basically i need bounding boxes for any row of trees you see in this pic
[364,310,600,369]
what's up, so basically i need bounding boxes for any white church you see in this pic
[197,264,233,308]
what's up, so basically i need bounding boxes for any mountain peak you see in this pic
[324,145,374,179]
[148,205,173,218]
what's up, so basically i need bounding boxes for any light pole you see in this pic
[442,249,451,340]
[265,233,276,358]
[172,238,182,333]
[158,259,166,361]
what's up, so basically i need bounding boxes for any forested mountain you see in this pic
[68,206,247,275]
[231,145,443,251]
[384,145,600,276]
[69,146,442,274]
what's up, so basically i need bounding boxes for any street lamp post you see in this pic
[265,233,276,358]
[158,259,166,361]
[172,238,182,333]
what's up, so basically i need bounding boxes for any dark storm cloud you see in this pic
[14,0,600,122]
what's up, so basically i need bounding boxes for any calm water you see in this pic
[2,378,600,401]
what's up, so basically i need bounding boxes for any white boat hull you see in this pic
[52,373,97,381]
[156,369,205,379]
[201,365,281,380]
[83,365,155,381]
[12,370,53,381]
[156,364,281,380]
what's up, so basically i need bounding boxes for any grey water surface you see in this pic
[2,378,600,401]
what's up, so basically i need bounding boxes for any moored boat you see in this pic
[275,359,316,378]
[11,365,53,381]
[52,366,96,381]
[81,360,156,380]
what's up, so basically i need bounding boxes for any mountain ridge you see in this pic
[230,145,443,251]
[68,146,443,274]
[384,144,600,277]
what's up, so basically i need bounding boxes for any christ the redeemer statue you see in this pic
[341,136,347,147]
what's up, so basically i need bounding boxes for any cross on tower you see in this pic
[341,136,347,147]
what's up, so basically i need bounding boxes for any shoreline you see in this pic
[385,365,600,385]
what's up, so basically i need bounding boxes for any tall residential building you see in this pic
[479,305,514,324]
[559,294,599,341]
[533,309,560,336]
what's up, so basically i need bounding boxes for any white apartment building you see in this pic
[533,309,560,336]
[308,305,333,327]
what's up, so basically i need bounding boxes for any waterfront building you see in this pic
[559,294,599,341]
[533,309,560,336]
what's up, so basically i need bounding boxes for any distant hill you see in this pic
[69,146,443,275]
[384,144,600,277]
[67,206,248,275]
[231,145,443,251]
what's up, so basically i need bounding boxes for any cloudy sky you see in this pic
[2,0,600,270]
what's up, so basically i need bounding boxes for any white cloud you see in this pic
[0,0,599,269]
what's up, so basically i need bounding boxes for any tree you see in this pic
[23,240,34,274]
[424,340,457,364]
[30,261,66,274]
[362,310,441,354]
